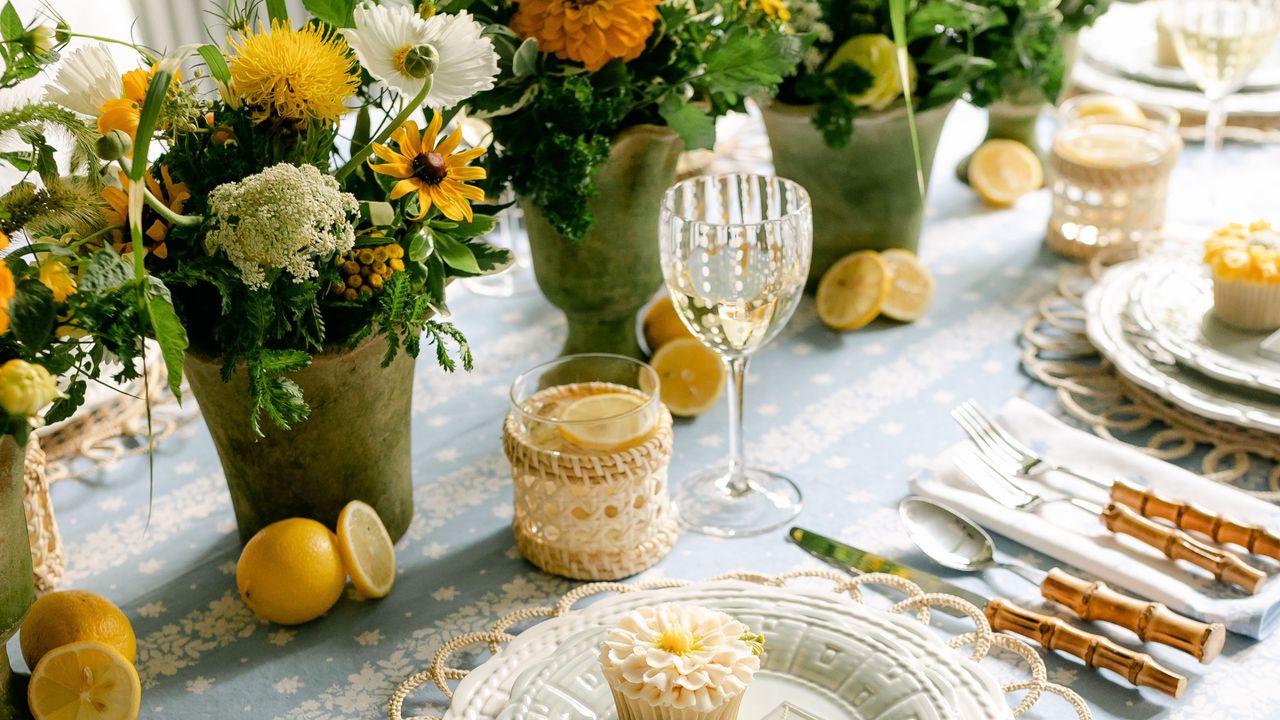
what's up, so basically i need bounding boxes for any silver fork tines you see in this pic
[953,452,1041,510]
[951,400,1110,491]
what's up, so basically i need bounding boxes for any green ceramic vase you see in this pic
[0,436,34,720]
[762,101,954,288]
[185,336,416,543]
[522,124,684,359]
[956,31,1080,181]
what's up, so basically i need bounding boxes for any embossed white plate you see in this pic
[444,581,1011,720]
[1130,261,1280,395]
[1085,262,1280,433]
[499,611,953,720]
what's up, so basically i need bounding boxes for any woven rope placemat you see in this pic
[390,571,1091,720]
[1021,252,1280,497]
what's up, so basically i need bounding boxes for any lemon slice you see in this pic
[642,295,694,353]
[1071,96,1147,125]
[337,500,397,600]
[879,249,935,322]
[650,338,726,417]
[556,392,654,451]
[28,641,141,720]
[968,139,1043,207]
[816,250,891,331]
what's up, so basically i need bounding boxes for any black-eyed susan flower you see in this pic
[368,111,485,222]
[101,167,190,260]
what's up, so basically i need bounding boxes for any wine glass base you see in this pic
[671,466,802,538]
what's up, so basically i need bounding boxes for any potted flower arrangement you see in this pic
[41,0,507,543]
[462,0,807,358]
[0,5,181,713]
[956,0,1112,180]
[766,0,1065,285]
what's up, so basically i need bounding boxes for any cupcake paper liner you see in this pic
[1212,277,1280,331]
[609,687,746,720]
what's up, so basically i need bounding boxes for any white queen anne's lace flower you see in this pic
[599,603,761,713]
[44,43,123,117]
[342,3,498,108]
[204,163,358,289]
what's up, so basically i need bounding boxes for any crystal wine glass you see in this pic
[1163,0,1280,212]
[659,173,812,537]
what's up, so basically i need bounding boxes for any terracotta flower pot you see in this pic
[0,436,34,719]
[762,101,954,288]
[521,124,684,359]
[185,336,416,543]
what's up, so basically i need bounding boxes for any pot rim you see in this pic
[763,99,956,125]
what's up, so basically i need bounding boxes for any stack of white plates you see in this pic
[443,581,1012,720]
[1085,257,1280,433]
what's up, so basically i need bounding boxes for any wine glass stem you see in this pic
[722,355,751,497]
[1204,93,1226,213]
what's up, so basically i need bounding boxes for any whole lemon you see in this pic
[236,518,347,625]
[20,590,136,669]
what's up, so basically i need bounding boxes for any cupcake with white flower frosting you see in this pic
[598,603,764,720]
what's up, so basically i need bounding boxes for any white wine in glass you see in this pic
[660,173,811,537]
[1164,0,1280,212]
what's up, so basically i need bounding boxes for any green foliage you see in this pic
[0,1,66,90]
[1060,0,1112,31]
[469,0,807,242]
[303,0,358,27]
[783,0,1069,148]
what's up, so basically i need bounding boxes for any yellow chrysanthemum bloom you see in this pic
[510,0,661,72]
[754,0,790,21]
[1205,220,1280,285]
[0,359,62,418]
[38,260,77,303]
[229,20,360,126]
[368,111,487,222]
[0,263,13,336]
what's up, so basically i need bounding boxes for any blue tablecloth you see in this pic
[14,103,1280,719]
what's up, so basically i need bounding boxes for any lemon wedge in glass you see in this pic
[556,392,655,451]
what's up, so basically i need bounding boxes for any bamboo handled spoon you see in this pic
[899,496,1227,664]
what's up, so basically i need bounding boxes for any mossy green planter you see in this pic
[522,124,684,359]
[1,436,34,720]
[186,336,416,543]
[762,101,954,289]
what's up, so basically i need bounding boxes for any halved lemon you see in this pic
[968,139,1043,207]
[336,500,397,600]
[650,338,726,417]
[556,392,655,451]
[642,295,694,353]
[879,249,935,322]
[1071,96,1147,125]
[816,251,891,331]
[28,641,141,720]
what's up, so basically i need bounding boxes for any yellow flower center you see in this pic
[655,628,699,656]
[393,45,414,76]
[411,152,448,184]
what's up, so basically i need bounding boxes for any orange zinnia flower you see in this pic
[101,167,191,260]
[368,111,486,222]
[510,0,661,72]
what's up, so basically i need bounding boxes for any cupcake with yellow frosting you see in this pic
[599,603,764,720]
[1204,220,1280,331]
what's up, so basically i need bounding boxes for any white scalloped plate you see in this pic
[1084,262,1280,433]
[1129,261,1280,394]
[444,581,1011,720]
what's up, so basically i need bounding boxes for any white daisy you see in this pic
[44,43,122,117]
[342,3,498,108]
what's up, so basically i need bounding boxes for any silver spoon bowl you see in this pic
[898,496,1045,586]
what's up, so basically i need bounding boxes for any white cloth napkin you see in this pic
[910,398,1280,639]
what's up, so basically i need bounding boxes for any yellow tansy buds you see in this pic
[333,243,407,301]
[0,359,62,418]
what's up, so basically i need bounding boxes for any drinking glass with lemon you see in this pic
[504,354,679,580]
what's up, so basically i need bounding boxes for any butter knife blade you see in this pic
[789,527,991,614]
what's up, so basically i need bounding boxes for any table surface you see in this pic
[14,103,1280,720]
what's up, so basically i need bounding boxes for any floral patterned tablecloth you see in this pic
[14,103,1280,720]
